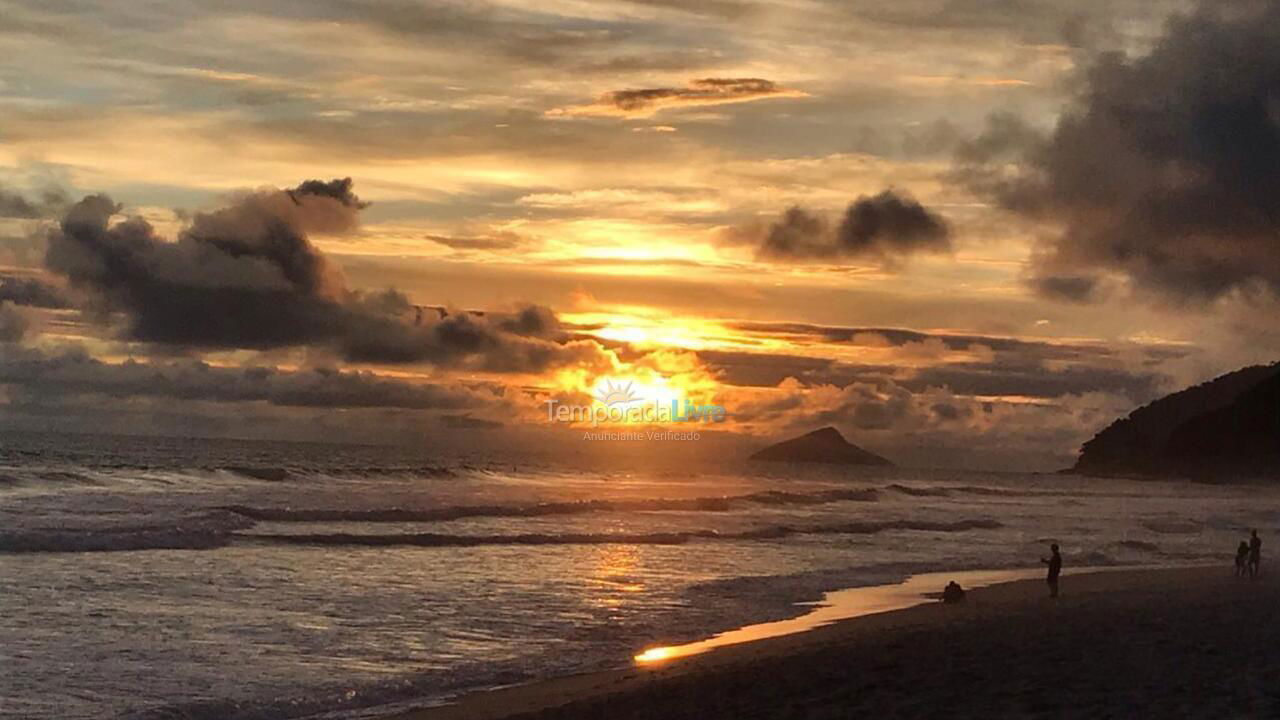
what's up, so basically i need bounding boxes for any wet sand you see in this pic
[390,566,1280,719]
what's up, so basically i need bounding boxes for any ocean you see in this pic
[2,431,1276,719]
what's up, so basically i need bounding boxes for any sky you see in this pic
[2,0,1279,470]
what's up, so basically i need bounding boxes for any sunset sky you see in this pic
[3,0,1279,470]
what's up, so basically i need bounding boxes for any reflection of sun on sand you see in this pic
[391,566,1280,720]
[633,568,1048,665]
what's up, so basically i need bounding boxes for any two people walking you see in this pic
[1235,530,1262,578]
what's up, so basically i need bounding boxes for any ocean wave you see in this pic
[242,517,1003,548]
[741,488,881,505]
[1142,519,1203,534]
[220,466,292,482]
[884,483,1077,499]
[0,529,232,553]
[222,487,882,525]
[0,511,255,553]
[244,530,703,547]
[223,496,736,523]
[884,483,953,497]
[222,484,1063,528]
[330,464,457,477]
[37,470,100,485]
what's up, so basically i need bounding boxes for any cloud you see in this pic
[0,302,29,342]
[724,320,1107,354]
[0,185,67,219]
[699,347,1165,403]
[549,78,807,118]
[961,2,1280,302]
[439,414,504,430]
[43,179,611,371]
[834,190,951,258]
[703,322,1185,404]
[0,274,71,309]
[0,345,500,410]
[1026,273,1103,303]
[424,231,530,251]
[736,190,950,265]
[720,376,1134,471]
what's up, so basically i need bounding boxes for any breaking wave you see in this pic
[0,511,254,553]
[219,482,1069,527]
[242,518,1004,548]
[221,488,882,524]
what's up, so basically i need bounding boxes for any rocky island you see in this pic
[749,427,894,466]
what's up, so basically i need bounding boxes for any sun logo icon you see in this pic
[595,379,640,407]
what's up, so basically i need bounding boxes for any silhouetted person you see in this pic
[1236,541,1251,577]
[1249,530,1262,579]
[1041,544,1062,598]
[942,581,966,604]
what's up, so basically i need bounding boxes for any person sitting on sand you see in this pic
[1236,541,1251,577]
[1249,530,1262,579]
[1041,544,1062,598]
[942,581,966,604]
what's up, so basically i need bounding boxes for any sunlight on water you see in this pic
[634,568,1049,665]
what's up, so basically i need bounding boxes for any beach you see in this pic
[5,438,1278,719]
[394,566,1280,719]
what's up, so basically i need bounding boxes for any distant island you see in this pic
[749,427,894,466]
[1073,361,1280,480]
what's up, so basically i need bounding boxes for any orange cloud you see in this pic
[548,78,808,118]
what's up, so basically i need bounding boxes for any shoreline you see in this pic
[387,564,1279,720]
[631,566,1055,664]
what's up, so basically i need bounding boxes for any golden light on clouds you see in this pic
[0,0,1228,470]
[547,78,809,118]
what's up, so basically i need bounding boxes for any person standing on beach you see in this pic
[1248,530,1262,578]
[1042,544,1062,598]
[1236,541,1251,577]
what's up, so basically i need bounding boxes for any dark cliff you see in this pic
[1074,362,1280,479]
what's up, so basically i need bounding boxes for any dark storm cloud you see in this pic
[43,179,606,371]
[747,191,950,265]
[0,346,498,410]
[0,274,71,309]
[835,191,951,257]
[962,2,1280,302]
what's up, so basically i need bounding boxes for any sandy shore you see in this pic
[389,565,1280,719]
